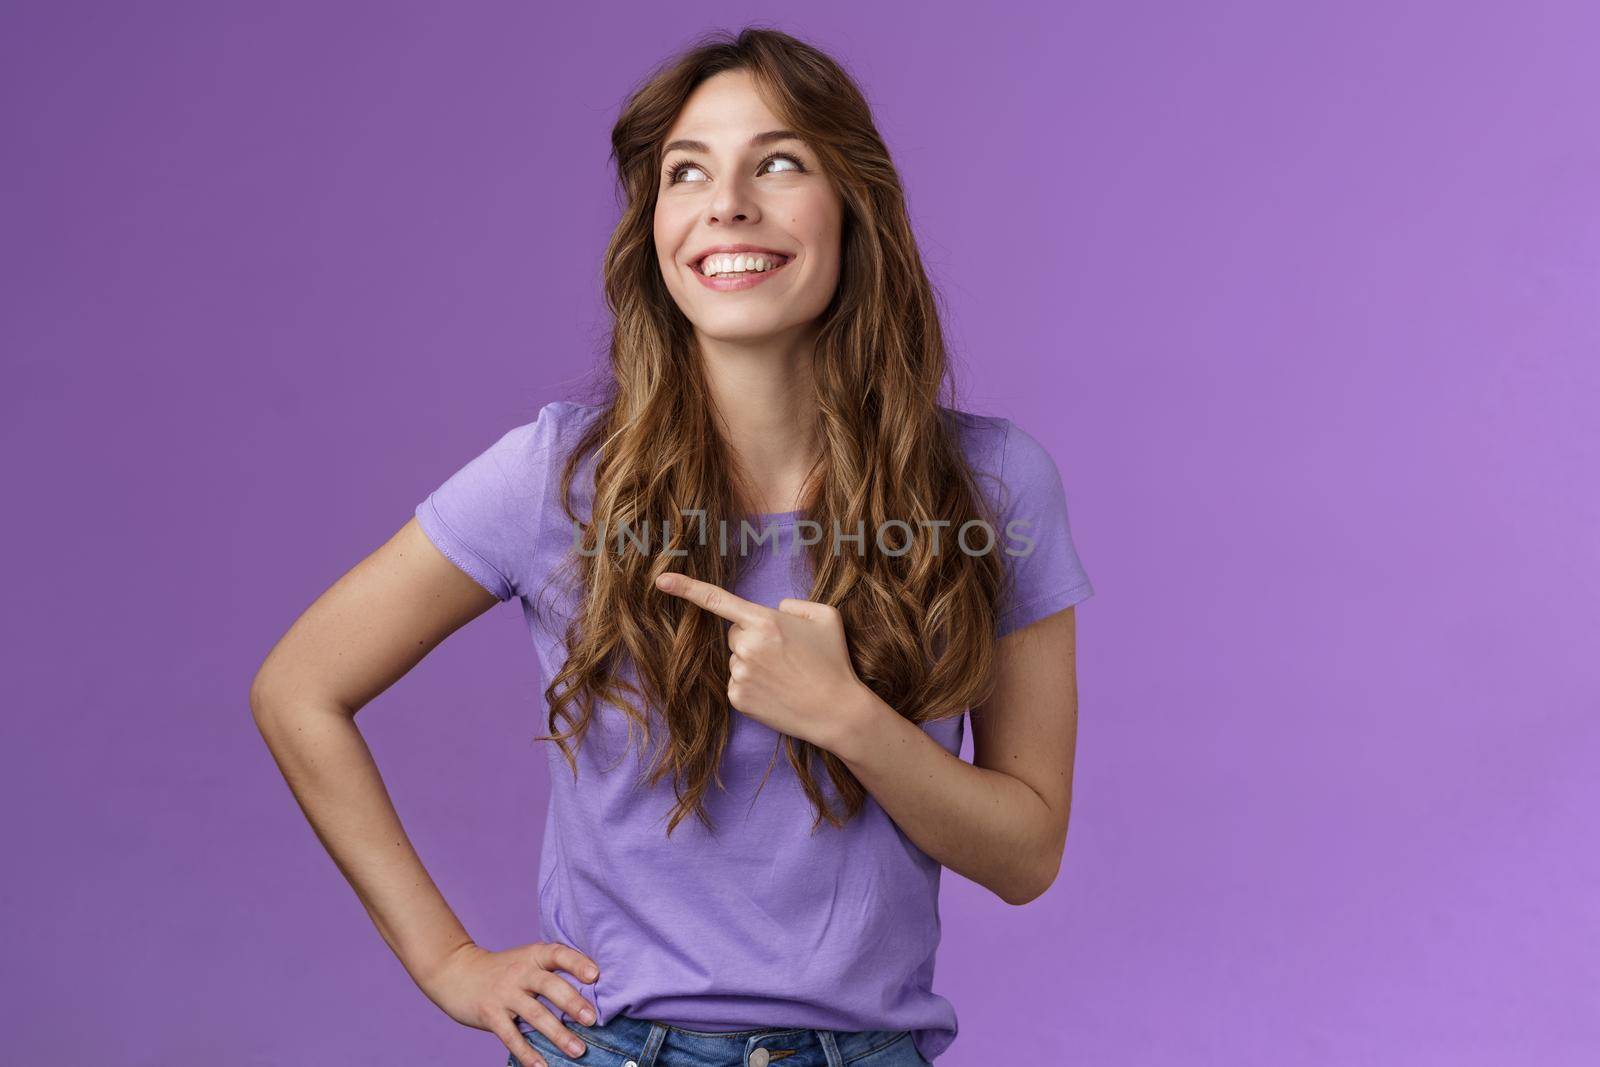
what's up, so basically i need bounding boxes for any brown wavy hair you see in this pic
[535,25,1012,836]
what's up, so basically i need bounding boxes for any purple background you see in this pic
[4,2,1596,1064]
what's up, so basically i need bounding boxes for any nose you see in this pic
[707,179,760,226]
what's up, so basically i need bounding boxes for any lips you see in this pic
[689,246,795,275]
[692,253,792,276]
[691,255,793,291]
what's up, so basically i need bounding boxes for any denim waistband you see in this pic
[522,1011,917,1066]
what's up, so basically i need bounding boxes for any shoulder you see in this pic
[994,417,1064,495]
[421,398,606,522]
[478,399,606,472]
[541,398,608,428]
[939,408,1078,538]
[939,405,1008,472]
[412,399,607,602]
[515,398,605,445]
[940,406,1061,490]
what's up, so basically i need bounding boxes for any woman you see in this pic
[251,26,1093,1067]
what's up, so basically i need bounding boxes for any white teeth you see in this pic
[699,252,787,277]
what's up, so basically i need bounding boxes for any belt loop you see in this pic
[637,1021,669,1067]
[818,1030,844,1067]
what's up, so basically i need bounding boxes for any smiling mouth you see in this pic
[692,253,794,277]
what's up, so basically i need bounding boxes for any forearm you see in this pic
[824,687,1061,905]
[251,697,474,989]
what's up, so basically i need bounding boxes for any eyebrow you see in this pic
[661,129,806,156]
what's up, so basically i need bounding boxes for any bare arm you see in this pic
[828,606,1080,905]
[249,517,598,1067]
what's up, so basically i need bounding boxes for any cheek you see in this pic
[653,204,687,268]
[793,198,843,263]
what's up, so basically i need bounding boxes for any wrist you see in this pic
[818,681,889,763]
[416,937,479,998]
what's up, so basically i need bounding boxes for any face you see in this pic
[653,69,844,347]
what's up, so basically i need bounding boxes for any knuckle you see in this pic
[498,1027,534,1067]
[535,1019,585,1059]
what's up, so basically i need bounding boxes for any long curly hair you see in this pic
[534,26,1011,837]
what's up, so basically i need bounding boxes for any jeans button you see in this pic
[749,1049,770,1067]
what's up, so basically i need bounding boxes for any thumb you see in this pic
[776,598,825,621]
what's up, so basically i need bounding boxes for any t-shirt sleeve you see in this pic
[994,418,1095,637]
[413,402,568,602]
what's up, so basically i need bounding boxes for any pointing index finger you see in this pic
[654,572,768,628]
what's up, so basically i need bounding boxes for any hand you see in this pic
[420,940,600,1067]
[653,571,871,752]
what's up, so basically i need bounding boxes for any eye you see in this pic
[758,151,806,175]
[665,160,708,184]
[664,151,809,186]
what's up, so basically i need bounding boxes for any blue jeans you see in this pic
[509,1013,933,1066]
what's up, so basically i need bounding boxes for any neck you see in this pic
[695,324,823,515]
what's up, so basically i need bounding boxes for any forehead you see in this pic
[663,70,783,144]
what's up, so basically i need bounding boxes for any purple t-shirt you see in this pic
[413,399,1093,1062]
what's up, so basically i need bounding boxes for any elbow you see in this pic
[997,884,1037,908]
[250,664,357,731]
[249,670,275,729]
[999,859,1059,907]
[998,827,1069,907]
[249,665,288,730]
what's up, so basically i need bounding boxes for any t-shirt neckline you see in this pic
[749,509,803,527]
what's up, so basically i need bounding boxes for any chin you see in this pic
[695,315,798,343]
